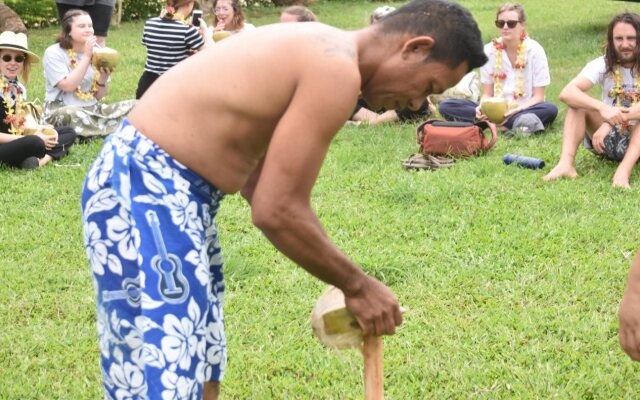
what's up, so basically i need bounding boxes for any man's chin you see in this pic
[362,97,382,111]
[619,54,636,65]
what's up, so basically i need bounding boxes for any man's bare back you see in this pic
[129,23,361,194]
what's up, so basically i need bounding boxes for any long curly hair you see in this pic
[604,13,640,74]
[212,0,245,32]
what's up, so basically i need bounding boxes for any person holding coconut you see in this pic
[438,2,558,135]
[42,9,135,140]
[207,0,256,42]
[0,31,76,169]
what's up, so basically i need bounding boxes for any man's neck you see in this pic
[621,61,636,69]
[355,28,383,87]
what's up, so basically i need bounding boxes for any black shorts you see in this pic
[583,126,631,162]
[56,3,114,37]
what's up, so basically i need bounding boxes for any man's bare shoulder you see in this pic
[219,23,362,98]
[273,24,361,89]
[222,23,359,69]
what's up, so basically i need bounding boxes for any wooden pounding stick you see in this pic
[363,335,383,400]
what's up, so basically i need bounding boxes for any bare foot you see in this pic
[612,170,631,189]
[38,155,53,167]
[543,164,578,181]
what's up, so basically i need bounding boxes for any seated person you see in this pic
[544,13,640,188]
[208,0,256,41]
[428,70,481,112]
[349,97,431,126]
[438,3,557,135]
[136,0,212,99]
[42,9,136,140]
[280,6,317,23]
[0,31,75,169]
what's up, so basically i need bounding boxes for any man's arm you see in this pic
[620,249,640,360]
[247,62,402,336]
[622,102,640,122]
[560,76,625,126]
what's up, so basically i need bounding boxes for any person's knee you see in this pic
[438,99,459,120]
[546,103,559,120]
[57,126,78,144]
[203,382,220,400]
[22,135,46,157]
[438,99,475,121]
[437,99,455,114]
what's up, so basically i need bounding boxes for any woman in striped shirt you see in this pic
[136,0,212,99]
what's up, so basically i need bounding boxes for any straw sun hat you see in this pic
[0,31,40,63]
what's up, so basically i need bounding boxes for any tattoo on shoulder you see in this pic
[312,35,355,60]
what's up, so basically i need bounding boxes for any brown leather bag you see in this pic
[416,120,498,156]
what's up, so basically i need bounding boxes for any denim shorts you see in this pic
[81,119,227,399]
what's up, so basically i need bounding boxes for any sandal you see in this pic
[401,153,456,170]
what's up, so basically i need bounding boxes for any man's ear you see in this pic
[401,36,435,61]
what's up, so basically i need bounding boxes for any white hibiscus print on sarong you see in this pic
[97,307,115,359]
[109,360,147,400]
[130,316,166,370]
[101,309,140,359]
[165,192,201,232]
[196,307,226,382]
[161,298,206,371]
[84,221,114,276]
[132,343,167,371]
[86,142,115,192]
[160,370,198,400]
[106,206,141,262]
[183,248,211,288]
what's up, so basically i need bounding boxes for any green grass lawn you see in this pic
[2,0,640,398]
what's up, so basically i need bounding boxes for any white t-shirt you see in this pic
[579,56,637,106]
[207,23,256,42]
[43,44,98,106]
[480,37,551,105]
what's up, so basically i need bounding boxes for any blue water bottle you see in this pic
[502,154,545,169]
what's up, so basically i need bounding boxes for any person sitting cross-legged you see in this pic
[438,2,558,135]
[0,31,76,169]
[544,12,640,188]
[42,9,136,141]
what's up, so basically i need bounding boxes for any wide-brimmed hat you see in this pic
[0,31,39,63]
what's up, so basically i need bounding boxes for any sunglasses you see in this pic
[495,19,520,29]
[1,54,25,63]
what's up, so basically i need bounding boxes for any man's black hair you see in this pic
[378,0,488,71]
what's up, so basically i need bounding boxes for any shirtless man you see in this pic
[543,13,640,188]
[80,0,487,398]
